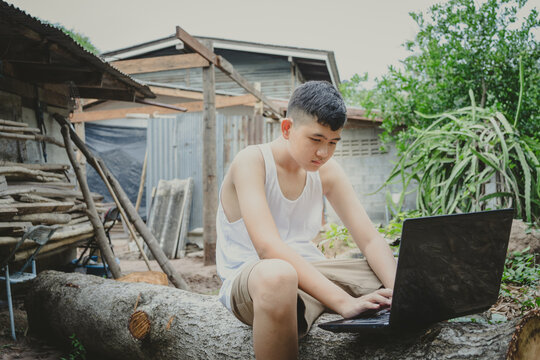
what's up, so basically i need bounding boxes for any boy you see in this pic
[216,81,397,359]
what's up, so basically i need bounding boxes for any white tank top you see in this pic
[216,143,325,311]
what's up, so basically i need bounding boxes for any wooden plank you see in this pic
[175,26,282,118]
[0,166,65,181]
[7,181,75,189]
[111,54,209,74]
[0,206,17,215]
[148,86,204,100]
[0,185,76,198]
[0,125,40,133]
[5,201,75,215]
[12,213,71,225]
[0,162,70,172]
[70,94,256,123]
[0,131,65,147]
[0,222,32,235]
[18,193,56,203]
[0,119,28,127]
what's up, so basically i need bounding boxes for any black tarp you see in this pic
[85,123,147,218]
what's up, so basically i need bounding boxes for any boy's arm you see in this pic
[232,148,391,318]
[321,159,397,289]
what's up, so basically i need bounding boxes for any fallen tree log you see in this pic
[26,271,539,360]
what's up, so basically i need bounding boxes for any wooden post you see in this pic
[60,125,122,279]
[73,99,86,177]
[253,82,264,144]
[135,150,148,213]
[201,40,217,266]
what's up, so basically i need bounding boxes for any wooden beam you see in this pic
[70,94,256,123]
[175,28,218,64]
[76,88,136,102]
[111,54,209,74]
[148,86,204,100]
[134,99,187,112]
[10,63,103,85]
[175,26,282,118]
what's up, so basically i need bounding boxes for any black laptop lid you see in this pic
[389,209,513,329]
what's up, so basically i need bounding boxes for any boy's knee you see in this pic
[251,259,298,290]
[249,259,298,315]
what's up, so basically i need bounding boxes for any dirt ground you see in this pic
[0,220,537,359]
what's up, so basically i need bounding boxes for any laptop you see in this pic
[319,208,514,333]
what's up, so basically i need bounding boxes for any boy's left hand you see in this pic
[338,288,393,319]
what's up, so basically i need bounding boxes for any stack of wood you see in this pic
[0,119,64,147]
[0,161,112,264]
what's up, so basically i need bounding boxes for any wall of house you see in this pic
[327,125,416,226]
[0,89,69,164]
[132,49,294,100]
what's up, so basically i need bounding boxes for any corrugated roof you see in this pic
[0,0,155,100]
[102,34,340,86]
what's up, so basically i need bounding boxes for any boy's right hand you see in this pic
[337,288,393,319]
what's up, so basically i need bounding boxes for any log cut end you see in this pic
[129,310,151,340]
[506,309,540,360]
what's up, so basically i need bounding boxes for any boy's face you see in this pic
[284,114,342,171]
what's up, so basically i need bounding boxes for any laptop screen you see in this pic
[389,209,513,329]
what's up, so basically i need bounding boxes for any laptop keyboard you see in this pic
[344,309,390,325]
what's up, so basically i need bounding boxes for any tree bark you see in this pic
[26,271,538,360]
[61,124,121,279]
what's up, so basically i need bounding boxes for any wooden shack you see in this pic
[0,0,155,269]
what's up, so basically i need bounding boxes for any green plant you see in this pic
[379,91,539,224]
[502,247,539,285]
[500,247,540,311]
[378,210,422,241]
[39,18,100,55]
[61,334,86,360]
[319,224,355,254]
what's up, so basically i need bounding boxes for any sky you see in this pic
[5,0,539,87]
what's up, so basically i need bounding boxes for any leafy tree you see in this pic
[342,0,539,145]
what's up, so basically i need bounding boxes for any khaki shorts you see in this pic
[230,258,383,337]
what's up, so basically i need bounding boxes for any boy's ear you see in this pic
[281,118,293,139]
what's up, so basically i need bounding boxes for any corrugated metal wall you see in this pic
[147,112,278,230]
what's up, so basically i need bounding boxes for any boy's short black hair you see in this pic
[287,81,347,131]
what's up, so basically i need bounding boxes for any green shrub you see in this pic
[380,91,539,224]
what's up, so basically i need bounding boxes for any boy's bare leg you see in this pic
[248,259,299,360]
